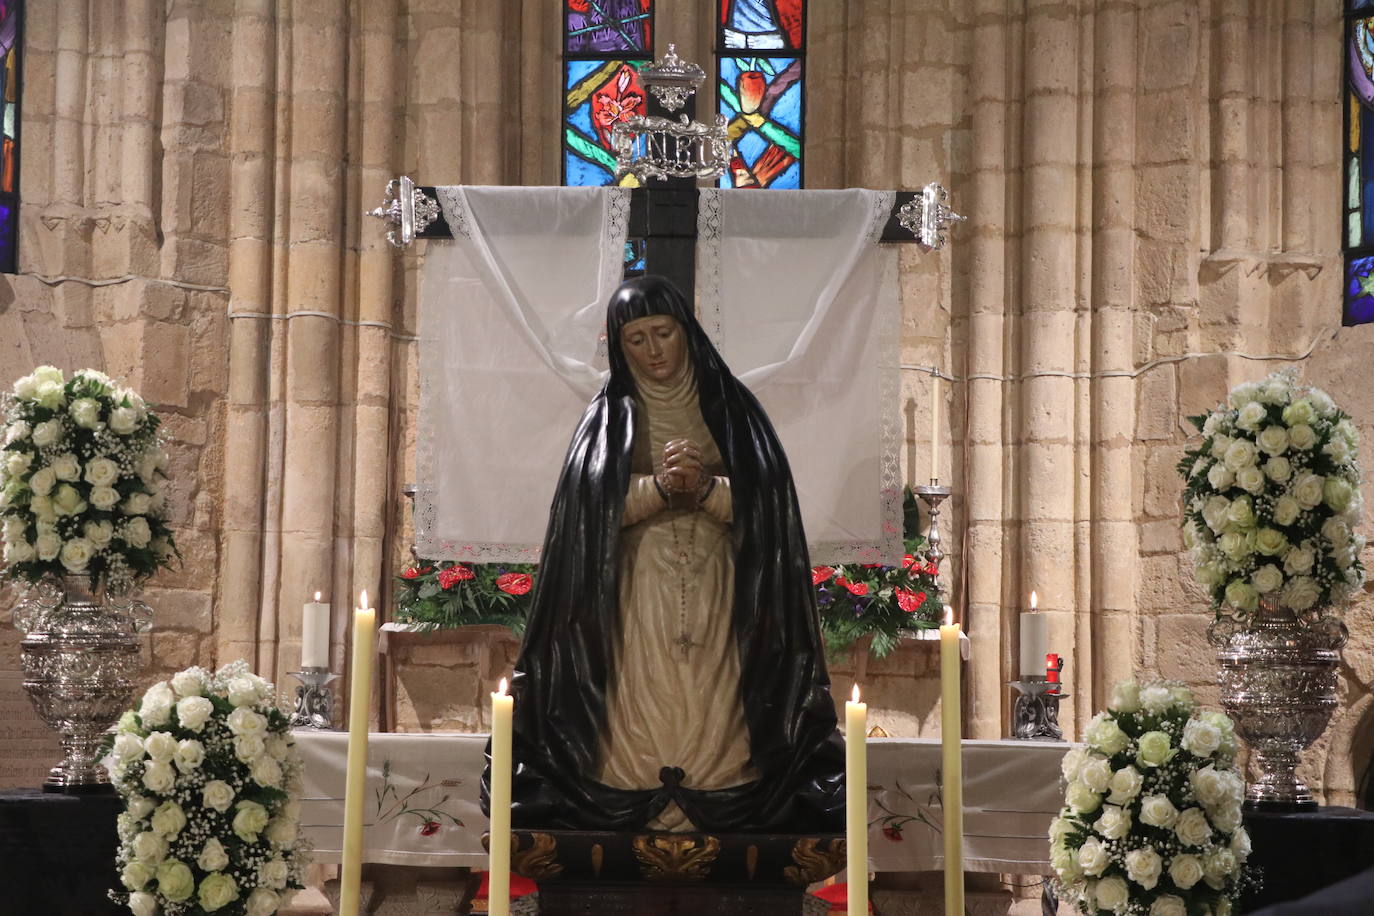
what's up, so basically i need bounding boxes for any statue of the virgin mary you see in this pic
[484,275,844,833]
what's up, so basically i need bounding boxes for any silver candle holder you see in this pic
[914,481,952,594]
[1008,676,1068,741]
[289,667,339,729]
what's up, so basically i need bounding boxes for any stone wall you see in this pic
[1,0,1371,807]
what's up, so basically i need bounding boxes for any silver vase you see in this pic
[1208,597,1348,809]
[12,575,151,792]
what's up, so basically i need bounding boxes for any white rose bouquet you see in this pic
[110,661,311,916]
[1,366,177,587]
[1050,680,1255,916]
[1178,369,1365,619]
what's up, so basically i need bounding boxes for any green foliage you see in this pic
[392,560,533,633]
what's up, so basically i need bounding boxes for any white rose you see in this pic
[1218,531,1250,561]
[1281,575,1321,611]
[1202,711,1239,757]
[3,450,30,477]
[1230,825,1253,861]
[1207,463,1235,491]
[1324,435,1351,464]
[1066,780,1103,815]
[51,483,86,516]
[1282,398,1315,425]
[29,494,56,523]
[171,669,205,698]
[227,706,268,736]
[122,516,152,548]
[1225,495,1255,529]
[1202,495,1231,533]
[113,732,145,763]
[140,683,175,727]
[1211,434,1232,459]
[1169,853,1204,889]
[1171,685,1196,709]
[246,888,280,916]
[1256,424,1289,456]
[1139,794,1180,829]
[128,891,159,916]
[1125,846,1163,890]
[1224,580,1259,612]
[4,419,29,443]
[1174,806,1213,847]
[143,731,177,762]
[1270,495,1300,528]
[141,760,175,793]
[30,419,62,448]
[126,798,155,824]
[121,861,154,891]
[34,530,61,561]
[1235,401,1267,431]
[235,734,267,763]
[1252,564,1283,594]
[1095,875,1129,912]
[1138,684,1171,713]
[1292,473,1325,509]
[202,780,235,813]
[265,815,299,847]
[228,675,261,708]
[1182,719,1223,757]
[68,397,101,429]
[1324,477,1355,513]
[1079,756,1113,793]
[265,734,289,760]
[198,837,230,872]
[258,857,290,890]
[232,800,271,842]
[137,452,159,484]
[176,695,213,731]
[1077,836,1110,876]
[1,515,25,543]
[28,465,56,496]
[89,485,120,511]
[1264,455,1292,483]
[109,406,140,435]
[74,368,112,388]
[83,519,114,547]
[1093,803,1131,840]
[1212,802,1243,833]
[150,801,187,838]
[1254,527,1288,556]
[1335,417,1360,446]
[1288,423,1316,451]
[198,873,240,911]
[3,539,35,563]
[1259,376,1292,403]
[82,456,120,488]
[50,453,79,482]
[174,738,205,773]
[1322,517,1352,547]
[1085,713,1130,756]
[34,379,65,410]
[1107,765,1143,805]
[1229,382,1259,408]
[1284,545,1315,576]
[1204,847,1238,889]
[1309,388,1337,417]
[1150,895,1187,916]
[132,830,169,865]
[1235,466,1266,494]
[1223,439,1259,470]
[58,536,94,572]
[1110,680,1140,713]
[123,491,152,516]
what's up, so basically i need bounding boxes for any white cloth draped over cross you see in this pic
[415,185,901,565]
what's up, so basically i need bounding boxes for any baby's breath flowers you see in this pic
[1179,369,1364,621]
[110,661,311,916]
[1,366,176,588]
[1050,680,1255,915]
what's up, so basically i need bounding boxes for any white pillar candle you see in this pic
[301,591,331,669]
[845,684,868,916]
[1019,590,1048,678]
[339,591,375,916]
[940,609,965,916]
[489,678,514,916]
[931,371,941,481]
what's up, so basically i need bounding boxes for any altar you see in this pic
[296,730,1068,876]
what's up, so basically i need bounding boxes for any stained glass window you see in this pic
[0,1,21,274]
[1346,5,1374,324]
[717,0,805,189]
[563,1,653,187]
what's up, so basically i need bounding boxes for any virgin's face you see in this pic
[620,315,686,382]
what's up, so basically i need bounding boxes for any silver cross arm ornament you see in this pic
[367,176,441,249]
[897,182,967,251]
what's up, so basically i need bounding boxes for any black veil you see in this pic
[482,275,844,832]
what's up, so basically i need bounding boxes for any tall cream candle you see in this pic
[489,677,514,916]
[940,609,965,915]
[301,590,331,669]
[339,591,376,916]
[931,371,941,481]
[1019,590,1048,678]
[845,684,868,916]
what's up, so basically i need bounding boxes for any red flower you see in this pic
[839,578,868,597]
[568,0,589,10]
[882,824,904,842]
[812,566,835,586]
[902,554,918,571]
[861,563,882,569]
[496,572,533,596]
[419,820,441,837]
[590,64,645,147]
[896,587,928,614]
[402,566,432,580]
[437,565,475,590]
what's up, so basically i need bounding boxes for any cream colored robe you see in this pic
[596,361,757,830]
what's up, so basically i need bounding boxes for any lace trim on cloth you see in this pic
[595,187,631,369]
[696,188,725,352]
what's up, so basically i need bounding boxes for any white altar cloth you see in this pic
[296,731,1066,874]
